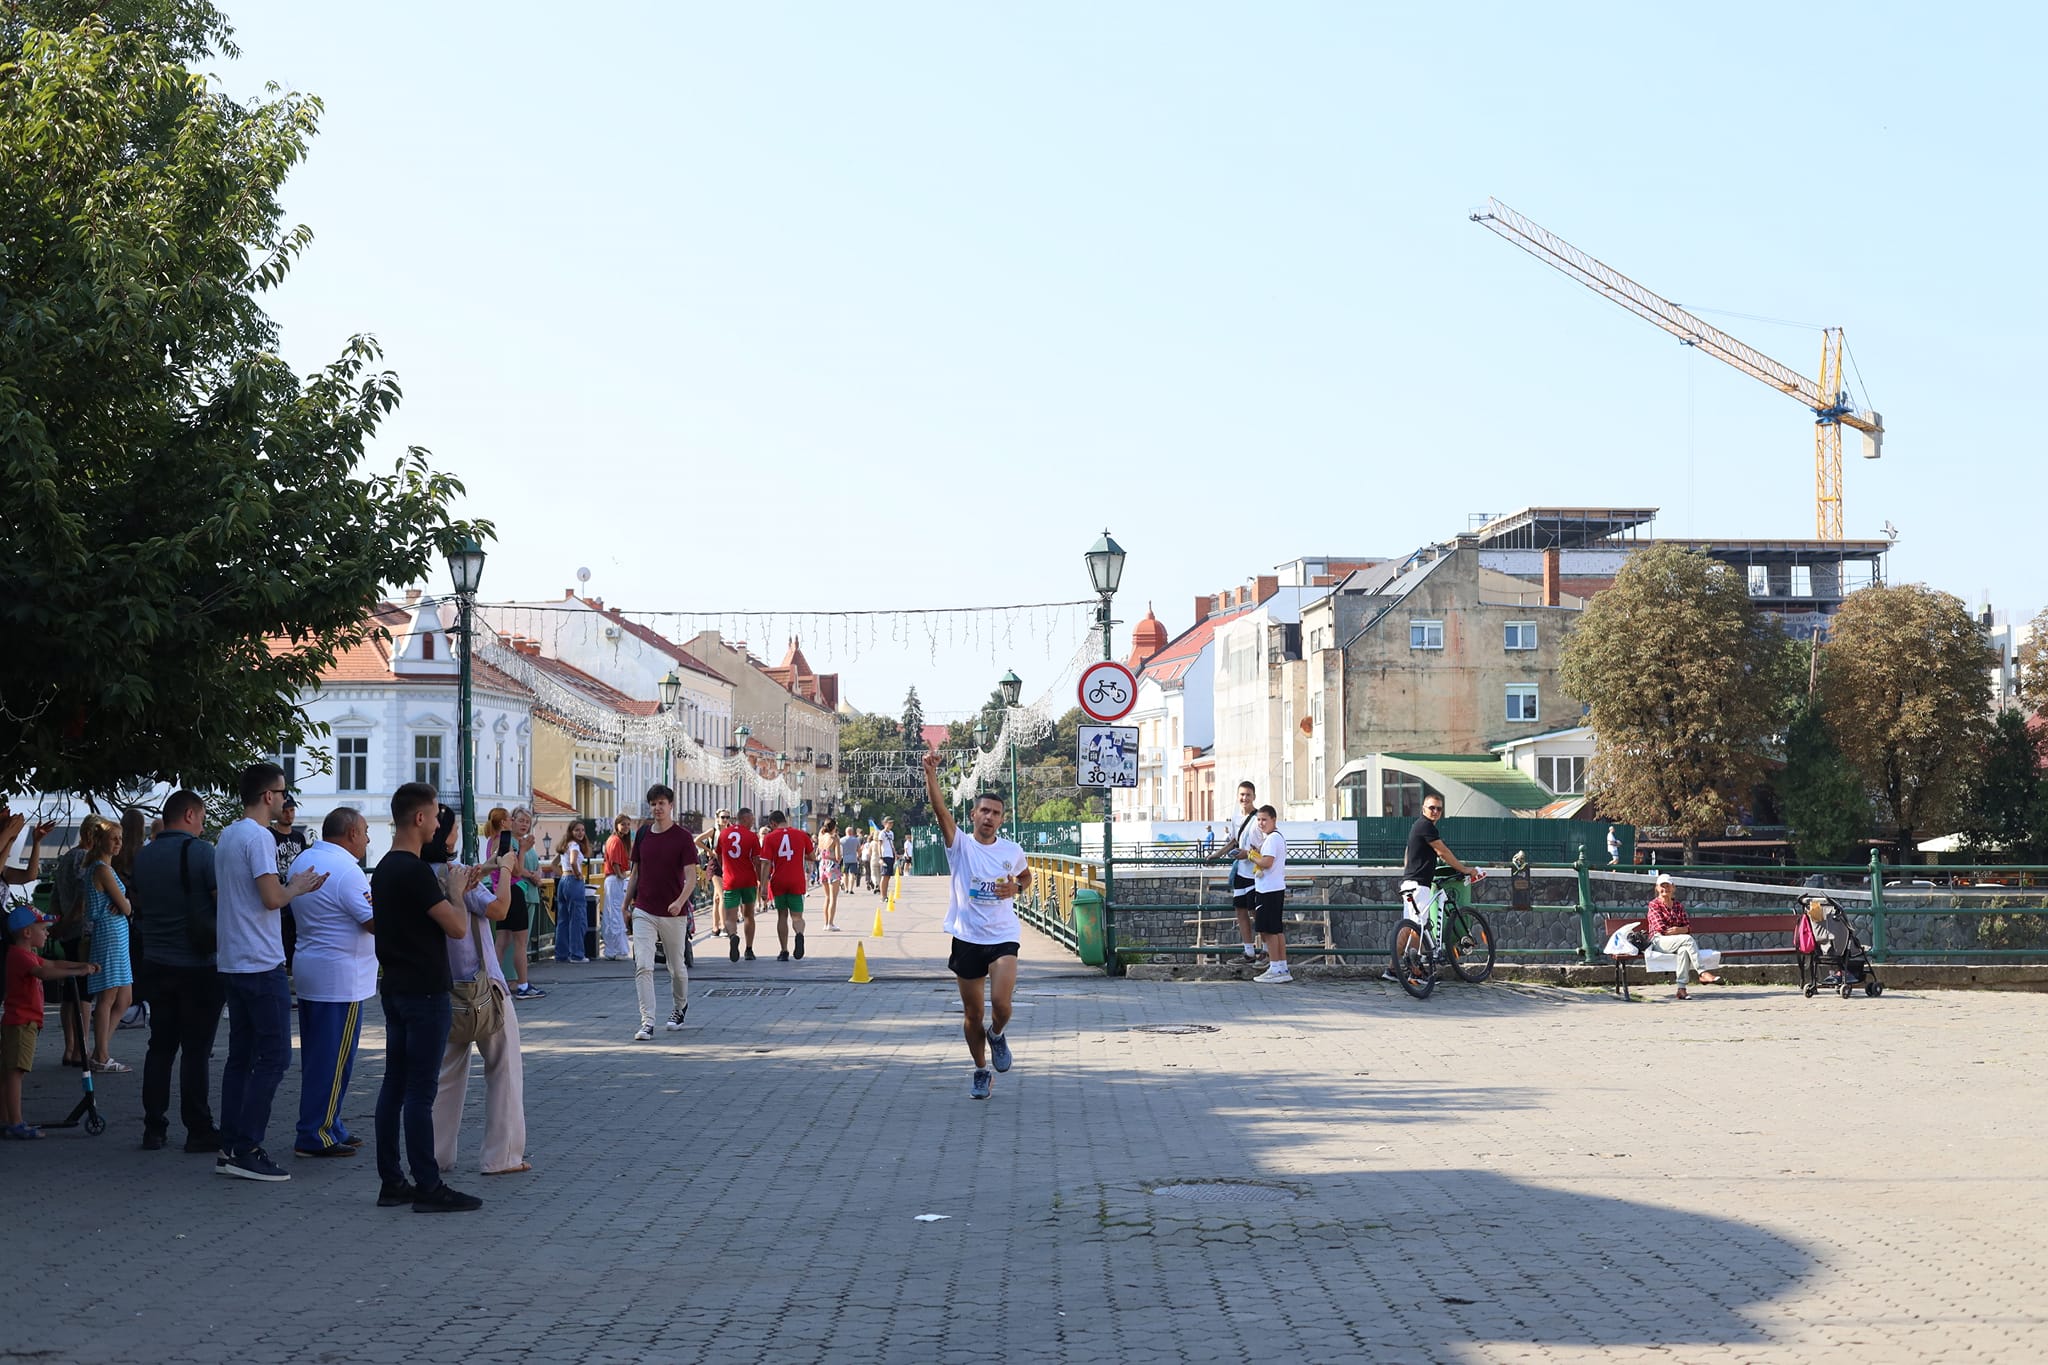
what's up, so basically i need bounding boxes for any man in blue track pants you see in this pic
[289,808,378,1158]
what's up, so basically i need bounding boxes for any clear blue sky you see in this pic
[226,2,2043,718]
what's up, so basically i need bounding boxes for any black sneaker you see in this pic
[729,936,741,963]
[294,1143,356,1158]
[744,948,756,961]
[778,950,790,962]
[220,1148,291,1182]
[413,1182,483,1213]
[793,933,805,961]
[141,1131,167,1151]
[378,1180,419,1208]
[186,1130,223,1154]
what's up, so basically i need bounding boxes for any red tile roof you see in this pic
[531,787,576,816]
[274,604,529,697]
[1137,605,1254,687]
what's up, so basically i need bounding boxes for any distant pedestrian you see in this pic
[289,807,377,1158]
[923,751,1030,1101]
[1607,824,1620,867]
[130,790,224,1154]
[702,811,728,937]
[717,809,761,962]
[273,795,308,972]
[114,806,150,1033]
[758,811,812,961]
[1247,806,1292,985]
[506,805,545,1001]
[215,762,328,1182]
[49,813,109,1069]
[431,811,528,1176]
[878,817,898,889]
[622,785,699,1041]
[841,825,862,889]
[1222,782,1262,963]
[4,906,98,1139]
[817,819,843,930]
[549,819,591,963]
[79,817,135,1071]
[371,783,482,1213]
[598,814,633,960]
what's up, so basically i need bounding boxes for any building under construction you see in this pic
[1467,507,1889,638]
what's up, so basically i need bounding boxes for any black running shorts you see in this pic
[948,937,1020,980]
[1252,889,1286,936]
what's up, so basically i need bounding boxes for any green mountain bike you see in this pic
[1389,868,1495,1000]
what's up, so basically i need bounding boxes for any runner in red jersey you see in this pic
[717,810,762,962]
[756,811,814,962]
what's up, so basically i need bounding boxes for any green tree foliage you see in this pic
[1778,700,1870,863]
[1557,545,1792,860]
[1961,709,2047,860]
[1816,584,1993,860]
[1,8,483,799]
[2015,606,2048,710]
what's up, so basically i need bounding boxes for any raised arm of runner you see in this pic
[923,750,955,847]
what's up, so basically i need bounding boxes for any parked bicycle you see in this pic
[1389,867,1495,999]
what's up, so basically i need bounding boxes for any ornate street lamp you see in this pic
[1085,531,1126,960]
[657,670,683,810]
[447,537,486,863]
[1084,529,1126,600]
[998,670,1023,708]
[734,723,752,811]
[997,671,1023,839]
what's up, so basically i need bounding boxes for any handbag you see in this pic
[449,965,505,1049]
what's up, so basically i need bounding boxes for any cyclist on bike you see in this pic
[1400,796,1480,924]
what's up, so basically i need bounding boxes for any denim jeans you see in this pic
[141,962,225,1141]
[376,991,451,1191]
[219,967,292,1159]
[552,876,589,961]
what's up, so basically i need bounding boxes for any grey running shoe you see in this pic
[970,1068,993,1100]
[989,1031,1012,1073]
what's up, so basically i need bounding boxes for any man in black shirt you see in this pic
[370,783,480,1213]
[1400,795,1478,924]
[129,789,224,1153]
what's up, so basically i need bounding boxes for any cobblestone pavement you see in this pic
[13,876,2047,1363]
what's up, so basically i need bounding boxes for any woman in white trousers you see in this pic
[598,813,633,960]
[433,840,529,1176]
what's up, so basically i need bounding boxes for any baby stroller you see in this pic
[1796,893,1884,999]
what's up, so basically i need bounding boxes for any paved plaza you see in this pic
[12,876,2048,1364]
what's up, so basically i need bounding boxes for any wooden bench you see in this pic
[1600,913,1801,1000]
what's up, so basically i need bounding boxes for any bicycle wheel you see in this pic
[1446,907,1496,983]
[1389,921,1435,1000]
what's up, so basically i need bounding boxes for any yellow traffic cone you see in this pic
[849,942,871,984]
[871,905,885,937]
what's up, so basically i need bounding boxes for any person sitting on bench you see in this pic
[1647,873,1720,1000]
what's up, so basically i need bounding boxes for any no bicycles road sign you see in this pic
[1077,660,1137,723]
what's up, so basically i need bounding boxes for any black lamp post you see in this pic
[447,537,487,863]
[658,670,682,809]
[997,670,1023,839]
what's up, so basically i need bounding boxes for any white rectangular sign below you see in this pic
[1077,725,1138,789]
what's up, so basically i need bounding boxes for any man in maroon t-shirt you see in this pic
[620,784,699,1041]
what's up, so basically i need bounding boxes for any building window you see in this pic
[494,742,505,793]
[1381,771,1434,819]
[413,734,443,788]
[1536,755,1586,794]
[1747,565,1769,597]
[1504,622,1537,651]
[337,737,369,793]
[1506,685,1539,722]
[263,740,299,789]
[1410,620,1444,651]
[1790,564,1813,597]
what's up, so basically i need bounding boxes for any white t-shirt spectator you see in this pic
[880,830,896,858]
[1254,829,1288,895]
[1230,812,1260,882]
[941,826,1027,945]
[216,816,284,974]
[288,843,376,1003]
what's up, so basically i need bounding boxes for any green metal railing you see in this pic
[1020,849,2048,976]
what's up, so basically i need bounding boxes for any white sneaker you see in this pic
[633,1023,654,1041]
[1253,966,1293,984]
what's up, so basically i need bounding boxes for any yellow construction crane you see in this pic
[1470,197,1883,542]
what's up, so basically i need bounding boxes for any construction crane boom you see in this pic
[1470,197,1883,541]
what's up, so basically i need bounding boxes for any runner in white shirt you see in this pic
[922,750,1031,1100]
[1247,806,1293,984]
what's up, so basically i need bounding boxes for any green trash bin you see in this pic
[1072,888,1105,967]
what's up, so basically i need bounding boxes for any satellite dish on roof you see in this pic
[576,567,592,583]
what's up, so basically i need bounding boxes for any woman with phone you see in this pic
[548,820,591,963]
